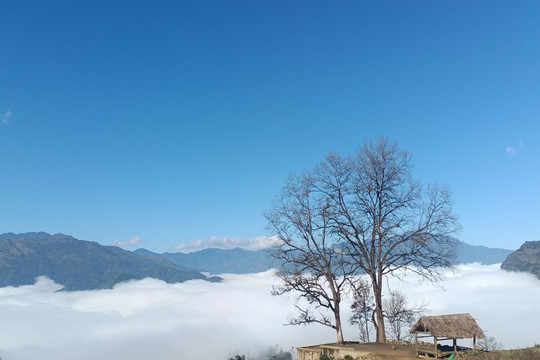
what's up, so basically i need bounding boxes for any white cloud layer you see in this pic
[173,235,281,252]
[0,264,538,360]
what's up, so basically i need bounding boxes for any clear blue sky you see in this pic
[1,1,539,252]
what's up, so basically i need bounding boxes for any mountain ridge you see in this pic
[161,247,276,274]
[0,232,221,291]
[0,232,516,290]
[137,239,513,274]
[501,240,540,278]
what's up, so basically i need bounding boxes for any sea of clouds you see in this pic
[0,263,538,360]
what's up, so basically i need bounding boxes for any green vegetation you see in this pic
[318,355,360,360]
[227,345,292,360]
[318,355,334,360]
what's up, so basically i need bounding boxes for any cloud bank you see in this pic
[172,235,281,252]
[0,264,538,360]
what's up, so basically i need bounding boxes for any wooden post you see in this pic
[434,337,438,359]
[453,338,457,353]
[473,335,477,351]
[414,333,418,357]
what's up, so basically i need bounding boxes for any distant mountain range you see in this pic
[455,242,513,265]
[135,247,277,274]
[0,232,221,291]
[137,240,514,274]
[501,240,540,279]
[0,232,520,291]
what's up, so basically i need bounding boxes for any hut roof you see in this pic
[410,313,485,339]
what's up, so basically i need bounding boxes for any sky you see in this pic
[1,1,539,252]
[0,265,539,359]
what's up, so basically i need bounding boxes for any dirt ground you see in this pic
[342,342,418,360]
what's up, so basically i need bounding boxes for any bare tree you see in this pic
[268,138,459,344]
[478,336,503,351]
[308,138,459,342]
[349,277,374,342]
[384,289,429,341]
[266,172,354,344]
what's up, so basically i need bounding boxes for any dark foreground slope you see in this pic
[501,240,540,278]
[0,232,220,290]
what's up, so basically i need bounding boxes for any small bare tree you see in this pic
[478,336,503,351]
[349,277,374,342]
[267,173,355,344]
[383,289,429,341]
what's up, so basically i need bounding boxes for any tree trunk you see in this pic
[374,305,386,343]
[335,310,344,344]
[373,282,387,343]
[333,286,344,344]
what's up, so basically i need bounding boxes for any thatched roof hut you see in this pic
[410,313,485,357]
[410,313,485,339]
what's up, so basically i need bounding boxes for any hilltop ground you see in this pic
[299,342,540,360]
[342,342,416,359]
[297,342,417,360]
